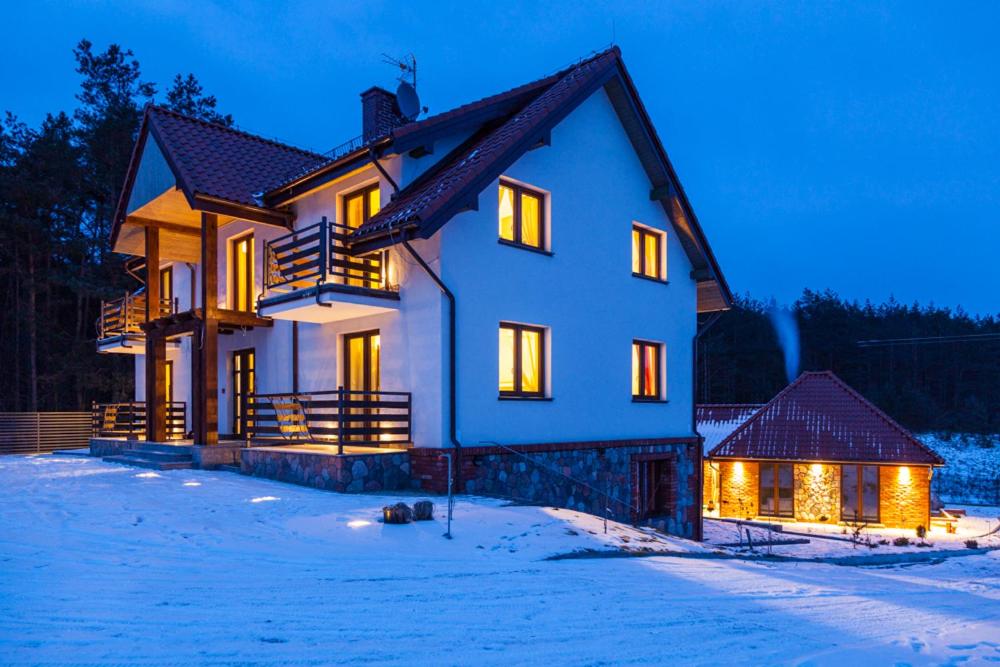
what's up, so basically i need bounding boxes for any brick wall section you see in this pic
[793,463,840,523]
[879,465,931,529]
[241,448,412,493]
[718,460,759,519]
[412,438,702,539]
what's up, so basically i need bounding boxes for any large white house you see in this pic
[94,47,731,538]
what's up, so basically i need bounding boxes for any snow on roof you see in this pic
[696,404,763,454]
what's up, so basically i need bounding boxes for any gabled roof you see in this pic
[346,47,732,310]
[697,404,764,454]
[111,106,326,244]
[708,372,945,465]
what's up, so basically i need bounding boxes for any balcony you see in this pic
[257,218,400,324]
[96,291,179,354]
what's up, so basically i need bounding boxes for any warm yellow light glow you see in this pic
[498,327,515,392]
[347,519,372,529]
[498,185,515,241]
[733,461,745,481]
[520,329,541,393]
[810,463,823,476]
[520,192,541,247]
[631,229,641,273]
[898,466,911,484]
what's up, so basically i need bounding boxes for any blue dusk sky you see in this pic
[2,2,997,316]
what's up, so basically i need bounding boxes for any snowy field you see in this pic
[2,455,1000,666]
[923,433,1000,506]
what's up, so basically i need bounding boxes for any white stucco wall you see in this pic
[438,87,698,445]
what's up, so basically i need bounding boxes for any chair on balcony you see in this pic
[272,397,312,440]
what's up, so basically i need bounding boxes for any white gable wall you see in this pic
[438,87,697,445]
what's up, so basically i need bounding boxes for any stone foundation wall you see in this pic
[793,463,840,523]
[412,438,702,538]
[89,438,139,457]
[880,465,931,529]
[240,448,412,493]
[718,460,759,519]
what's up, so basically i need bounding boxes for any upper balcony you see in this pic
[96,290,179,354]
[257,217,400,324]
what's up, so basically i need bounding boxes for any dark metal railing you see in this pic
[98,291,175,339]
[263,217,396,294]
[248,388,411,453]
[91,401,187,440]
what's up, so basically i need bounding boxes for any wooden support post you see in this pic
[194,212,220,446]
[144,227,167,442]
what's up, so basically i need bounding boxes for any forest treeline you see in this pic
[698,290,1000,434]
[0,40,231,412]
[2,40,997,434]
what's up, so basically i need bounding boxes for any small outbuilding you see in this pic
[702,371,945,530]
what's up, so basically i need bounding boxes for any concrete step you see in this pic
[50,448,92,457]
[102,455,193,471]
[217,464,242,474]
[136,443,193,455]
[122,449,192,463]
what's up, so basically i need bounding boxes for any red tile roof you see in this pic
[145,106,326,208]
[707,372,944,465]
[696,404,764,453]
[351,48,620,241]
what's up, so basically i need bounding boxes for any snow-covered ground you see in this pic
[3,455,1000,665]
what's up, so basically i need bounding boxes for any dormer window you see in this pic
[498,180,544,250]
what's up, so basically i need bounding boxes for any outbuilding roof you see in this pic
[696,404,764,454]
[707,372,944,465]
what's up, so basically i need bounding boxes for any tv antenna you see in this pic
[382,53,425,120]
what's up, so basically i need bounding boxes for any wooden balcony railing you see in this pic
[91,401,187,440]
[263,217,396,294]
[98,291,175,339]
[248,388,411,452]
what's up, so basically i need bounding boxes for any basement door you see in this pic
[343,330,380,443]
[232,348,255,438]
[637,456,676,520]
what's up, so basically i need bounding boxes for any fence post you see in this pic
[337,385,344,455]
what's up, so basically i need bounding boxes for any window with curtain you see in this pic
[759,463,794,517]
[841,464,880,522]
[231,234,254,312]
[498,180,545,250]
[632,224,665,280]
[499,322,546,397]
[632,340,663,400]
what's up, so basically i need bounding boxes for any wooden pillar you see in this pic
[194,212,220,445]
[144,227,167,442]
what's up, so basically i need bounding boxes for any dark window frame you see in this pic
[498,179,546,251]
[230,233,254,312]
[840,464,881,523]
[758,462,795,518]
[499,322,547,398]
[632,339,663,401]
[342,184,385,288]
[159,266,173,311]
[632,224,665,281]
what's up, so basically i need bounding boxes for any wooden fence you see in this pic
[0,412,92,455]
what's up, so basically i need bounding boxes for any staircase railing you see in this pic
[91,401,187,440]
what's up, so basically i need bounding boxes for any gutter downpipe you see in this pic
[369,148,462,491]
[692,307,723,542]
[401,238,462,491]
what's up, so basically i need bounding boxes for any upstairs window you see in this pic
[344,183,381,230]
[231,234,254,312]
[343,184,383,287]
[498,180,544,250]
[632,340,663,400]
[632,224,665,281]
[499,322,546,398]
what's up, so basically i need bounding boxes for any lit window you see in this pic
[632,340,663,400]
[159,266,173,315]
[499,323,545,397]
[841,464,880,523]
[343,184,384,288]
[498,180,545,250]
[632,225,664,280]
[231,234,254,312]
[760,463,794,518]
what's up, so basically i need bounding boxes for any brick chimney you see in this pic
[361,87,405,142]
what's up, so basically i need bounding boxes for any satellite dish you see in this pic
[396,81,421,121]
